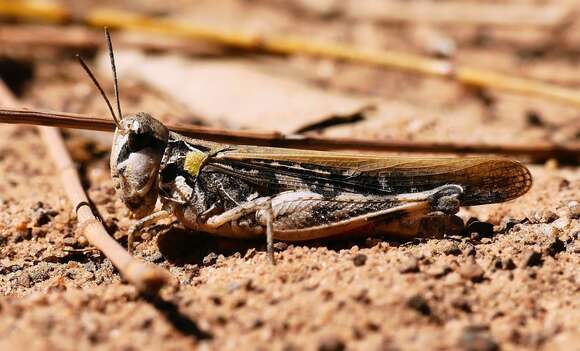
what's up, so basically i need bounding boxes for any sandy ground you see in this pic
[0,1,579,350]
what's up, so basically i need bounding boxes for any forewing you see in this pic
[209,147,532,206]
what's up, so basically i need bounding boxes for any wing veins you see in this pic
[205,159,393,195]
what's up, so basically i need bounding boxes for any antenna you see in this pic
[76,55,122,129]
[105,27,123,121]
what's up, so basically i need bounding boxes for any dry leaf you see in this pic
[99,51,373,133]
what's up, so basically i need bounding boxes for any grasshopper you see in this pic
[78,30,532,263]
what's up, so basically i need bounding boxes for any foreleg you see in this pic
[203,196,277,263]
[128,210,172,253]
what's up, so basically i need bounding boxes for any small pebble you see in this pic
[501,258,516,270]
[33,209,58,227]
[458,325,499,351]
[398,256,419,274]
[209,296,222,305]
[244,248,257,259]
[545,237,565,257]
[451,297,472,313]
[31,228,45,238]
[499,218,528,233]
[533,210,558,224]
[442,242,462,256]
[202,252,219,266]
[318,335,346,351]
[406,294,431,316]
[227,282,241,293]
[492,257,502,270]
[526,110,545,127]
[243,279,260,292]
[273,242,288,251]
[364,237,381,248]
[16,272,32,288]
[530,224,560,239]
[568,201,580,219]
[464,244,477,257]
[144,251,164,264]
[426,264,452,278]
[250,318,264,329]
[467,221,494,238]
[14,218,29,232]
[353,253,367,267]
[559,178,570,190]
[62,237,77,246]
[14,228,32,242]
[551,218,570,230]
[568,241,580,254]
[353,289,372,305]
[522,250,543,267]
[459,262,485,283]
[28,262,51,283]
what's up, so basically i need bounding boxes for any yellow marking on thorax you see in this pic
[184,151,207,176]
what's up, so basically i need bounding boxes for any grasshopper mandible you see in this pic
[78,30,532,263]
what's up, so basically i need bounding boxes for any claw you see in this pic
[429,185,463,214]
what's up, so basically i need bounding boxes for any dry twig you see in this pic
[1,3,580,109]
[0,85,172,294]
[0,24,219,54]
[1,107,577,163]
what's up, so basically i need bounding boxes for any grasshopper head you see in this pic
[110,113,169,218]
[77,29,172,218]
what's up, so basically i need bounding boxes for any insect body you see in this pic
[110,113,532,260]
[81,30,533,262]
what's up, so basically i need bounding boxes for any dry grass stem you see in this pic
[0,85,172,295]
[1,107,577,163]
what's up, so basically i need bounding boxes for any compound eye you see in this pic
[128,131,153,152]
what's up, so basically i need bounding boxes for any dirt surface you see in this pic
[0,1,579,350]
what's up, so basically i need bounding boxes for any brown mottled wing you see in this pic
[212,147,532,206]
